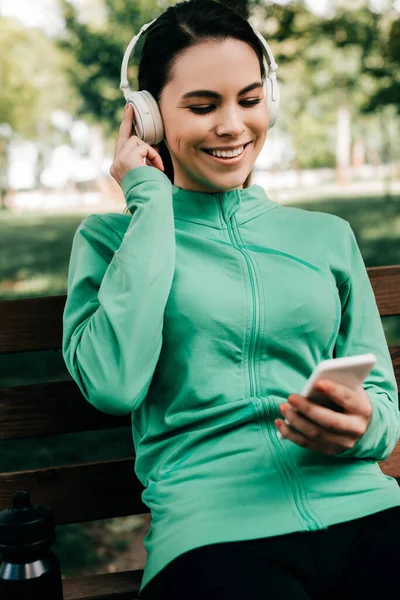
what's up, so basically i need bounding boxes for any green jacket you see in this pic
[62,166,400,593]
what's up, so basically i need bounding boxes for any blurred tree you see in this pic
[362,12,400,114]
[0,21,36,135]
[0,17,78,204]
[316,3,399,180]
[58,0,169,146]
[251,2,339,169]
[254,1,399,174]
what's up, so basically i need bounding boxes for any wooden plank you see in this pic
[63,569,142,600]
[368,265,400,317]
[0,458,149,525]
[0,380,131,441]
[0,295,66,354]
[390,345,400,390]
[0,347,398,441]
[379,441,400,480]
[0,265,398,354]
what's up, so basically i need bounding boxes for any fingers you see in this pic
[275,418,343,455]
[144,144,165,171]
[112,104,164,176]
[114,104,135,158]
[279,403,358,448]
[285,394,354,434]
[314,379,372,417]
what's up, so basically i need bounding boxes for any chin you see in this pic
[201,163,247,182]
[208,172,248,191]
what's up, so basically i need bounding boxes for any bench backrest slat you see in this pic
[0,458,147,524]
[0,296,65,354]
[1,266,399,355]
[0,381,131,441]
[368,265,400,316]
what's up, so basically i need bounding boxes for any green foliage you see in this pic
[0,21,36,134]
[316,6,400,114]
[53,523,100,577]
[362,14,400,113]
[111,537,131,552]
[253,2,399,166]
[0,16,78,140]
[58,0,170,135]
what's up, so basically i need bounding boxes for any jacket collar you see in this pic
[171,183,278,228]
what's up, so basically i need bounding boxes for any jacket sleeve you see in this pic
[62,166,176,416]
[333,223,399,461]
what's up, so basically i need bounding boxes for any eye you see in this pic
[189,106,214,115]
[241,98,262,107]
[188,98,262,115]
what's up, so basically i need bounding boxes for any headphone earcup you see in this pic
[264,76,280,130]
[126,90,164,145]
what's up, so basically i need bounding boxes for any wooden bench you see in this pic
[0,264,399,600]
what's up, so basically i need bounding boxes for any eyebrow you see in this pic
[181,82,263,100]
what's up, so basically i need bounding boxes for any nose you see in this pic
[215,105,245,137]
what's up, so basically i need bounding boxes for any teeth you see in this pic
[209,146,244,158]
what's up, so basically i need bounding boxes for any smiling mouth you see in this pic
[202,141,251,155]
[201,141,252,161]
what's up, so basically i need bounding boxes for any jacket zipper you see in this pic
[221,200,322,531]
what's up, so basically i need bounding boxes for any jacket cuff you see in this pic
[335,394,399,461]
[121,166,171,202]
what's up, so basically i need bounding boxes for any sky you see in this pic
[3,0,400,35]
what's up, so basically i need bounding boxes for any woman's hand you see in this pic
[110,103,164,186]
[275,379,373,455]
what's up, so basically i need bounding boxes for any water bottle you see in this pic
[0,490,64,599]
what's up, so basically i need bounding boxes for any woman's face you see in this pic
[158,37,269,193]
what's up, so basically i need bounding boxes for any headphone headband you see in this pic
[120,19,279,102]
[120,18,158,100]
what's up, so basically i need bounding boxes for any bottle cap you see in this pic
[0,491,56,554]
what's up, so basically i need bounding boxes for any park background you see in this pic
[0,0,399,580]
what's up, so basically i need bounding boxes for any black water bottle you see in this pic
[0,490,64,599]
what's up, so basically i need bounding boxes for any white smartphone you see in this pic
[277,353,376,439]
[301,353,376,410]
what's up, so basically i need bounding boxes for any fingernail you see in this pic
[124,104,129,112]
[316,380,329,390]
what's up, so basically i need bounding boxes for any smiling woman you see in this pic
[62,1,400,600]
[133,2,275,192]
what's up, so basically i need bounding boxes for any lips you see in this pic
[202,141,251,154]
[201,141,252,166]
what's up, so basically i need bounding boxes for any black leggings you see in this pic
[139,505,400,600]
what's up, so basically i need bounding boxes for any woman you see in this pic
[62,1,400,599]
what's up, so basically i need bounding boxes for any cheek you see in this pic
[252,105,269,134]
[173,130,202,156]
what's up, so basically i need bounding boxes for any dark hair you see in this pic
[138,0,266,188]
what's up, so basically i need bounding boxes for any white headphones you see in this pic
[120,17,280,146]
